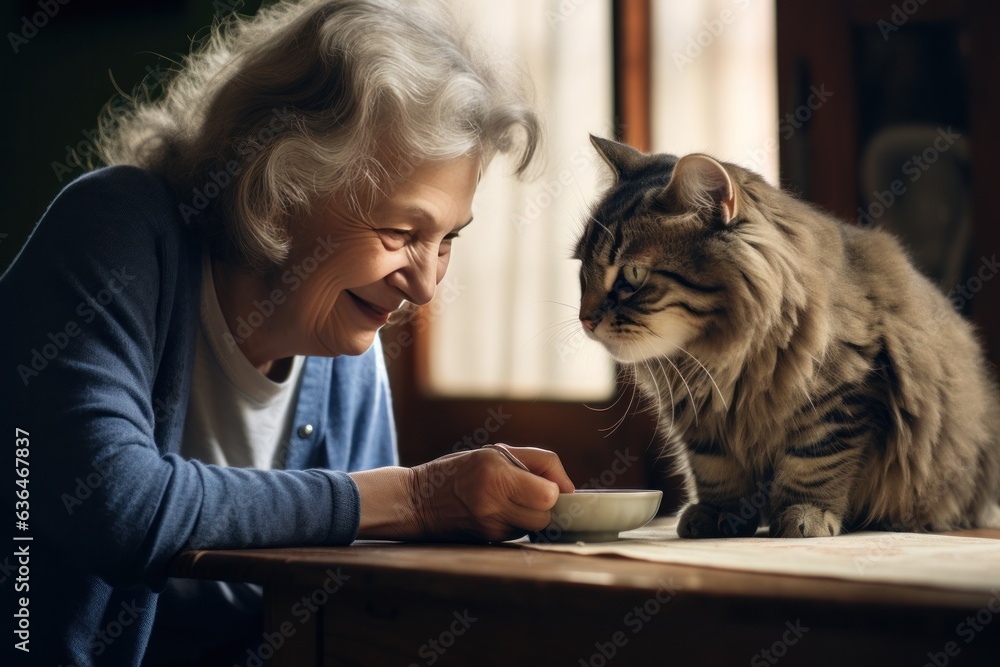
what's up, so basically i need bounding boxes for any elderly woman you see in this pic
[0,1,575,665]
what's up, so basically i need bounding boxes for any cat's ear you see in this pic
[662,154,738,224]
[590,135,649,181]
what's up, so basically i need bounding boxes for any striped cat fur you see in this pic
[575,136,1000,538]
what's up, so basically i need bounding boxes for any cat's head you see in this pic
[575,136,801,364]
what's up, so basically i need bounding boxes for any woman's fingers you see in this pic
[499,501,553,533]
[499,445,576,494]
[496,465,561,511]
[411,445,574,541]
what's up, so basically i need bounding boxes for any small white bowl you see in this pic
[530,489,663,543]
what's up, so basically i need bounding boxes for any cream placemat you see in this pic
[514,517,1000,592]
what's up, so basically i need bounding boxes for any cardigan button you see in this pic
[298,424,314,438]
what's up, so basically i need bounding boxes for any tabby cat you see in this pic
[576,136,1000,537]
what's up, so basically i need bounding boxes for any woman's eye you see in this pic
[438,239,453,257]
[378,229,411,248]
[623,265,648,290]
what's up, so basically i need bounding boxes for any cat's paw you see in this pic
[677,503,760,538]
[677,503,720,538]
[770,504,842,538]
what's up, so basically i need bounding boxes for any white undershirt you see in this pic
[180,251,305,470]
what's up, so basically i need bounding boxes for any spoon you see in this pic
[482,443,531,472]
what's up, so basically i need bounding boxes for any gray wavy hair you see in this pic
[96,0,540,272]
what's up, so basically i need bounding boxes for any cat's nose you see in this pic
[580,316,598,331]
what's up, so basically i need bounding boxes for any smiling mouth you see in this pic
[346,291,395,324]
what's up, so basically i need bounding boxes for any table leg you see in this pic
[262,585,321,666]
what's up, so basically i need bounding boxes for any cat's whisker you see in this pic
[587,215,614,241]
[674,343,729,411]
[580,349,634,414]
[582,379,630,413]
[636,327,700,426]
[641,355,674,435]
[599,367,638,435]
[656,354,699,428]
[546,329,591,359]
[527,318,581,348]
[634,367,668,457]
[531,300,582,311]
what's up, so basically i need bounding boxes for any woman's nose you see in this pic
[398,251,438,306]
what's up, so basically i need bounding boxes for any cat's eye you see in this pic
[623,266,649,290]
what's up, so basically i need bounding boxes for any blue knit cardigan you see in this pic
[1,166,397,666]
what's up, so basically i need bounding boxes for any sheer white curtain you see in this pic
[651,0,778,182]
[426,0,777,400]
[428,0,616,400]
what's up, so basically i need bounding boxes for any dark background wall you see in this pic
[0,0,267,271]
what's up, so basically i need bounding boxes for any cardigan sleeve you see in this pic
[1,167,362,590]
[331,335,400,472]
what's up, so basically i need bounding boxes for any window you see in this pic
[426,0,617,401]
[424,0,776,400]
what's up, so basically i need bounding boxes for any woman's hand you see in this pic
[413,445,575,542]
[350,446,574,542]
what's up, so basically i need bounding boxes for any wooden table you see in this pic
[167,528,1000,666]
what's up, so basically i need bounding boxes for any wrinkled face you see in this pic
[285,156,478,357]
[575,138,739,364]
